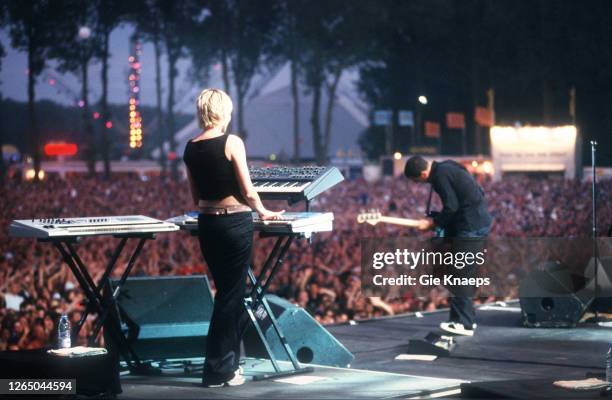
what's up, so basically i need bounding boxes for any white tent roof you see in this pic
[154,63,369,160]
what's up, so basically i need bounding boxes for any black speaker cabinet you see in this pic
[519,262,592,328]
[243,295,354,367]
[113,275,214,362]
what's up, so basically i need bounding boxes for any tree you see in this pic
[49,1,103,176]
[266,0,304,162]
[190,0,302,149]
[287,1,300,162]
[96,0,131,178]
[297,0,370,164]
[207,0,232,99]
[155,0,198,179]
[184,3,213,85]
[226,0,277,139]
[191,0,277,139]
[357,1,455,158]
[6,0,58,182]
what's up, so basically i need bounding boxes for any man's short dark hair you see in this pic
[404,156,428,178]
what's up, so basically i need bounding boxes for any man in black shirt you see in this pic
[404,156,492,336]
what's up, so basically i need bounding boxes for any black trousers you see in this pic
[447,226,490,328]
[197,212,253,385]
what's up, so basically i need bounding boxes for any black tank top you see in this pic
[183,134,243,201]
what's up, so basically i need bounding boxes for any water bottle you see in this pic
[58,314,71,349]
[607,342,612,384]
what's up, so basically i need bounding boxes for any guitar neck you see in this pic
[377,216,421,228]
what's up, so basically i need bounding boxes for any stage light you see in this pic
[127,38,144,150]
[24,169,45,180]
[490,125,577,144]
[472,160,478,167]
[482,161,493,174]
[105,121,113,129]
[78,100,85,108]
[393,152,402,160]
[44,142,78,156]
[418,95,428,105]
[93,112,100,119]
[78,26,91,39]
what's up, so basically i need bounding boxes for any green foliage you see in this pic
[6,0,59,77]
[4,0,612,165]
[356,0,612,162]
[47,1,103,74]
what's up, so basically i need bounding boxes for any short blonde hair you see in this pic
[196,88,233,129]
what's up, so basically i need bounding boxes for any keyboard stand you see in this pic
[40,233,154,370]
[244,232,314,381]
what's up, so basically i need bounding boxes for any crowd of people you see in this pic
[1,171,611,350]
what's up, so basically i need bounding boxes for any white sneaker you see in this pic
[225,369,245,387]
[439,322,475,336]
[204,368,245,387]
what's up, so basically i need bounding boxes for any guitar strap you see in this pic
[425,184,433,216]
[426,184,445,237]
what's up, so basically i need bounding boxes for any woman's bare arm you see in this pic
[228,135,283,218]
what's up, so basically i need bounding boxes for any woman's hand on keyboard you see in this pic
[259,209,285,221]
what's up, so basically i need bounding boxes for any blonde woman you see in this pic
[183,88,284,387]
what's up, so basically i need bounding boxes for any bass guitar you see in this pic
[356,209,445,237]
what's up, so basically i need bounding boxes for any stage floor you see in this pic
[116,302,610,399]
[118,358,462,399]
[328,302,610,383]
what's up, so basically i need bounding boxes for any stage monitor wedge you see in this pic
[518,262,592,328]
[112,275,214,362]
[243,295,354,368]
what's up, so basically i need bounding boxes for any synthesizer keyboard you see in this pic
[249,166,344,204]
[9,215,179,239]
[168,212,333,235]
